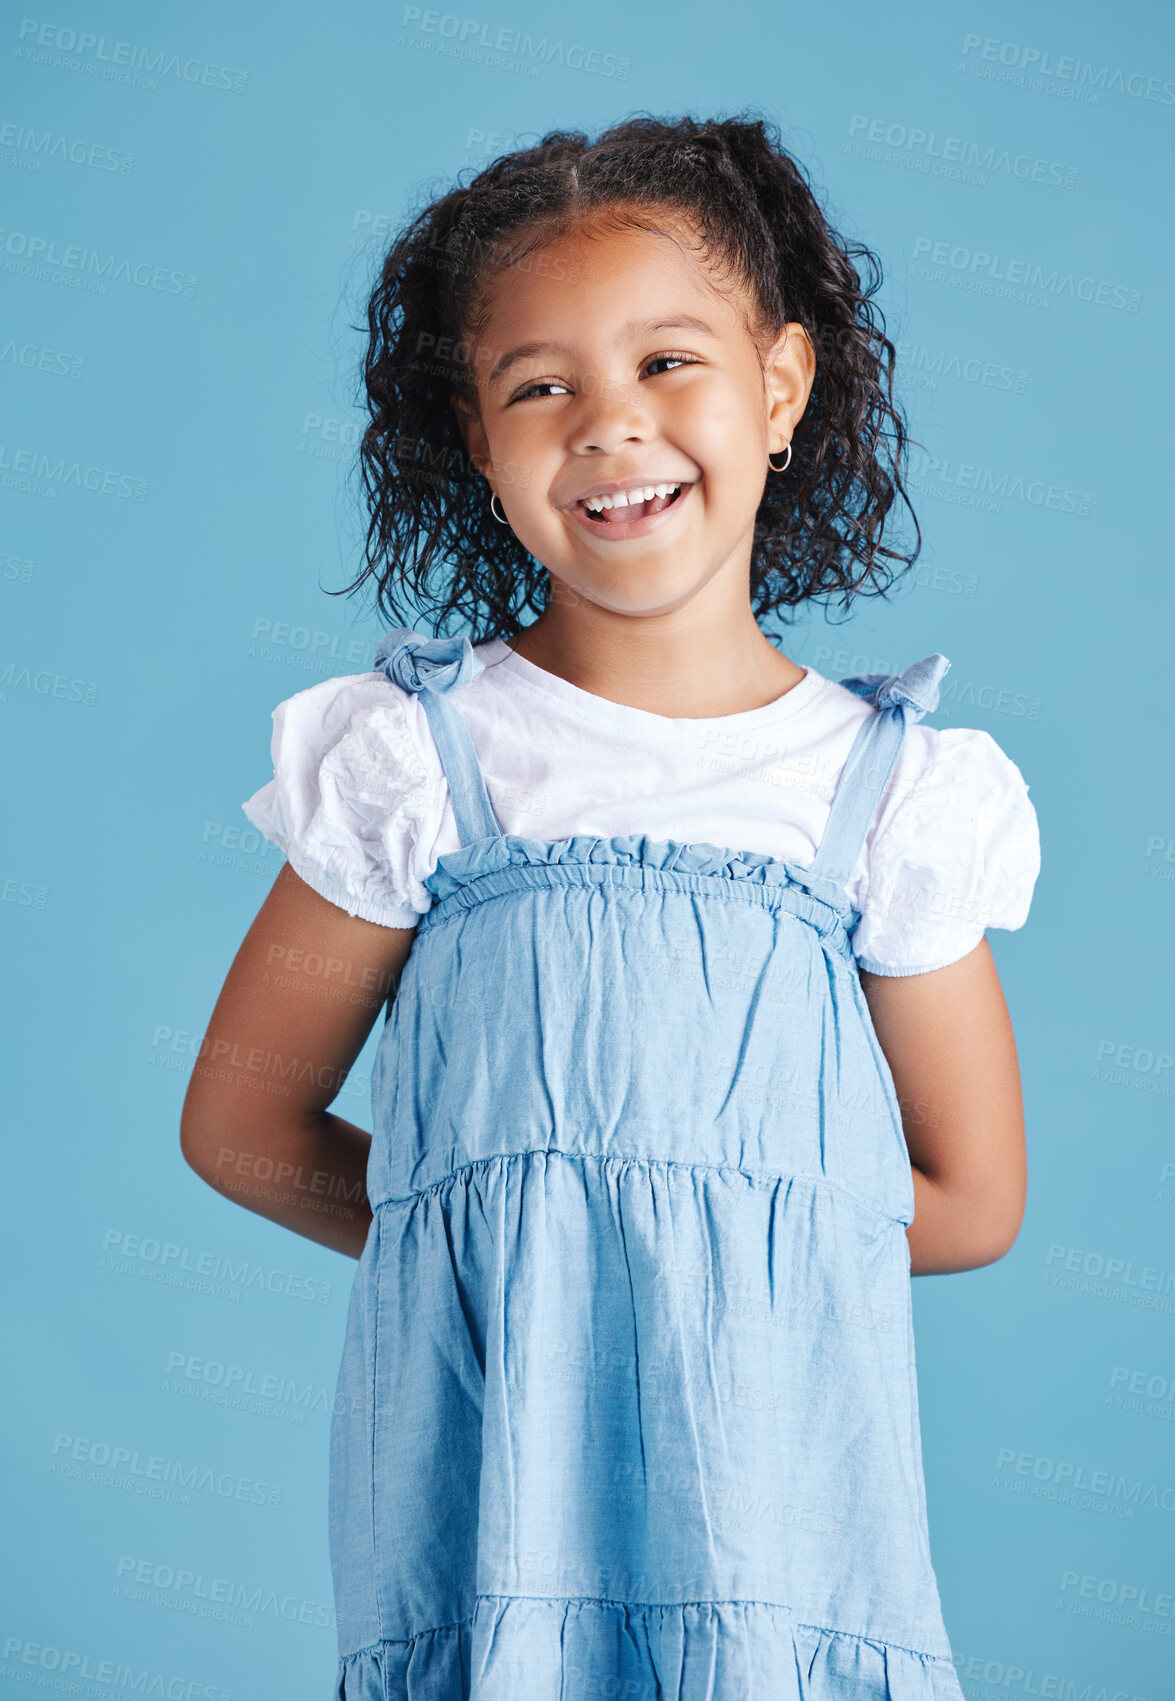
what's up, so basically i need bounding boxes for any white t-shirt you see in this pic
[241,637,1040,977]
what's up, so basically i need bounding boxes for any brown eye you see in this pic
[511,379,572,402]
[644,353,697,377]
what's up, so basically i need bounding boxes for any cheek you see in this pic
[488,421,556,511]
[674,384,760,462]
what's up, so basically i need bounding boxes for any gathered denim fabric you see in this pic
[327,629,966,1699]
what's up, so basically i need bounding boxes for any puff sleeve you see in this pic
[240,672,443,928]
[852,726,1041,976]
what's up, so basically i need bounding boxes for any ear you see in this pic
[451,393,494,483]
[763,323,816,456]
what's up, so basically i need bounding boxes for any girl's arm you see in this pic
[180,863,418,1259]
[860,938,1027,1276]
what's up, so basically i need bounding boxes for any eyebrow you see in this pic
[486,316,718,386]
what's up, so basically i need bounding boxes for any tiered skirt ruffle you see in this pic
[334,1595,965,1699]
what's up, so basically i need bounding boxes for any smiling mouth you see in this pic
[577,483,686,524]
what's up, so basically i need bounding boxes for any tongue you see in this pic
[601,498,653,522]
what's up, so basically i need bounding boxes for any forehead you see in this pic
[472,217,752,344]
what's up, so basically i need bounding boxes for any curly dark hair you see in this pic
[332,109,923,645]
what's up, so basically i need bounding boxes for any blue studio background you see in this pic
[3,1,1173,1695]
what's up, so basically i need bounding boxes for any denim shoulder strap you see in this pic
[371,626,503,849]
[805,653,950,890]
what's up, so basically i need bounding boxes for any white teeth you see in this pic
[582,483,681,514]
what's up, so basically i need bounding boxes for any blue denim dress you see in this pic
[328,626,967,1700]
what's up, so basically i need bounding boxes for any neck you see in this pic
[504,602,806,720]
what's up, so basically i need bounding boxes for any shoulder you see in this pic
[258,666,457,814]
[853,710,1041,977]
[240,668,446,928]
[814,668,1036,830]
[885,718,1035,826]
[262,667,433,761]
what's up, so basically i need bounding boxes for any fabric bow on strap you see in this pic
[838,652,950,722]
[372,626,485,696]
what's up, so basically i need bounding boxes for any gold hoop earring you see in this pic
[767,443,792,474]
[490,491,508,525]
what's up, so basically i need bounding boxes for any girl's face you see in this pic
[453,215,815,621]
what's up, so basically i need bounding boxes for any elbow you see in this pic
[179,1067,248,1182]
[179,1090,231,1184]
[180,1125,207,1177]
[912,1216,1023,1277]
[970,1181,1027,1267]
[956,1197,1026,1270]
[910,1166,1026,1273]
[179,1111,215,1181]
[180,1079,206,1171]
[959,1219,1022,1271]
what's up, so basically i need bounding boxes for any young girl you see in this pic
[182,113,1039,1699]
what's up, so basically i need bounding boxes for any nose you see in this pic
[566,373,654,456]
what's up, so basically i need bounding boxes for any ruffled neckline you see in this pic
[423,830,858,934]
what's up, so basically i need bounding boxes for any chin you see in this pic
[570,571,713,618]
